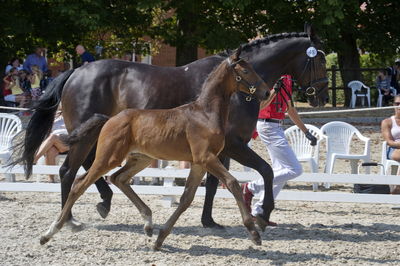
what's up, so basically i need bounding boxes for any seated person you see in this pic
[34,112,69,182]
[381,94,400,194]
[377,69,393,106]
[2,67,30,107]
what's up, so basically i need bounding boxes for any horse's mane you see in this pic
[218,32,310,57]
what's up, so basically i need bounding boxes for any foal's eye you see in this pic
[242,69,248,74]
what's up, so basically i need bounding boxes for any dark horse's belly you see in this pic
[61,58,257,141]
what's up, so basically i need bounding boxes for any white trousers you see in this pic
[248,121,302,216]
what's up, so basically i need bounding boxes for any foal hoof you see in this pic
[40,236,50,245]
[96,202,110,219]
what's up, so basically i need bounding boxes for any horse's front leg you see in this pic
[154,164,206,250]
[224,138,274,231]
[201,156,230,229]
[204,155,261,245]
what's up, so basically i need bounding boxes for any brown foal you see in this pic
[40,47,270,249]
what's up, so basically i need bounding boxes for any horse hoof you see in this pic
[40,236,50,245]
[250,230,261,246]
[152,243,162,251]
[254,215,268,232]
[96,202,110,219]
[201,220,225,230]
[144,226,153,237]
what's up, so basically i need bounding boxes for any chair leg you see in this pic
[310,160,318,192]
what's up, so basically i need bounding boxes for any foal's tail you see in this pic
[66,114,109,145]
[10,69,75,179]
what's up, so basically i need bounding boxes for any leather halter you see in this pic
[228,58,263,101]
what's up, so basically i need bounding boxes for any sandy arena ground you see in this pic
[1,125,400,265]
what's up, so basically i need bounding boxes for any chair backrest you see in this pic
[0,113,22,151]
[348,80,368,92]
[320,121,359,155]
[284,124,325,160]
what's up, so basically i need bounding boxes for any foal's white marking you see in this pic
[184,67,189,71]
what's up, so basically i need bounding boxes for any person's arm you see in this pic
[260,88,277,109]
[287,103,307,133]
[287,102,317,145]
[381,118,400,148]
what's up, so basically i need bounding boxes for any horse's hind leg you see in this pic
[204,154,261,245]
[109,154,154,236]
[83,147,113,219]
[154,164,206,250]
[201,156,230,229]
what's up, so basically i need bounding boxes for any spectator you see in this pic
[23,47,48,73]
[40,70,54,90]
[29,65,43,100]
[75,45,95,65]
[2,67,30,107]
[5,58,23,74]
[34,111,69,183]
[376,69,393,106]
[18,69,31,95]
[122,52,133,61]
[387,60,400,92]
[380,94,400,194]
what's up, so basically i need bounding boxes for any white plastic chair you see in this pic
[377,86,397,107]
[285,124,326,191]
[0,113,22,182]
[348,80,371,108]
[381,141,400,175]
[321,121,371,188]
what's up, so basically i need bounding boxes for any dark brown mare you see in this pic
[39,48,270,249]
[16,24,328,230]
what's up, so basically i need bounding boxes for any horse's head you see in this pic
[292,23,328,107]
[228,46,270,102]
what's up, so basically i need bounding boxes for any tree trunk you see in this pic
[175,4,198,66]
[337,31,362,107]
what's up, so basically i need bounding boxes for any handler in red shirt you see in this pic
[245,75,317,226]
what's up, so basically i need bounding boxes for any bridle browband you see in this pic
[227,58,263,102]
[295,48,328,98]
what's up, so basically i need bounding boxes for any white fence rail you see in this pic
[1,165,399,206]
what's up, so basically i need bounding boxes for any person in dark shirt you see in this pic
[387,60,400,92]
[75,44,95,65]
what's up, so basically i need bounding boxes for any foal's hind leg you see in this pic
[109,154,154,236]
[204,155,261,245]
[154,164,206,250]
[40,167,107,245]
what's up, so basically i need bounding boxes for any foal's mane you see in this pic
[219,32,311,57]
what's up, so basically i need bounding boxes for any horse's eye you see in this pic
[242,69,248,74]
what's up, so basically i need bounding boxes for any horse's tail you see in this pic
[65,114,109,146]
[10,69,75,179]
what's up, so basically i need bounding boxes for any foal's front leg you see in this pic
[204,155,261,245]
[154,164,206,250]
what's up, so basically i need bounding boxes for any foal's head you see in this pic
[227,47,270,102]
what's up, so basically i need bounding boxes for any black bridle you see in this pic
[294,48,328,98]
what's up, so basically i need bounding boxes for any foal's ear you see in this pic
[233,46,242,61]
